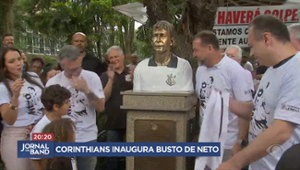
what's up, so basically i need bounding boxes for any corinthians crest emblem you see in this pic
[166,74,176,86]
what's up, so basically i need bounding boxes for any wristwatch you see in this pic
[9,103,18,110]
[237,139,248,147]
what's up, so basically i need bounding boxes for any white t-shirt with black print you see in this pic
[46,70,105,142]
[249,52,300,170]
[196,55,254,150]
[0,72,44,127]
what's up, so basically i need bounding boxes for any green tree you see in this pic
[134,24,153,59]
[17,0,136,60]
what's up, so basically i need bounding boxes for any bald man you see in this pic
[288,23,300,51]
[71,32,106,76]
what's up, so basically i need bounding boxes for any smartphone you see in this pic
[20,63,25,79]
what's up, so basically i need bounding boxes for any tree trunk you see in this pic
[95,16,102,61]
[142,0,217,74]
[124,19,135,57]
[123,21,129,56]
[97,26,102,61]
[109,24,115,47]
[118,25,125,54]
[142,0,171,23]
[0,0,15,35]
[128,19,135,55]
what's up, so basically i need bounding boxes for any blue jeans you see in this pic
[76,139,97,170]
[106,129,125,170]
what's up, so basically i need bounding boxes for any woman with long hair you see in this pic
[0,47,44,170]
[41,118,76,170]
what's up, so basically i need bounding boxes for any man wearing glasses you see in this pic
[46,45,105,170]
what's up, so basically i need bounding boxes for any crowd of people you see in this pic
[0,14,299,170]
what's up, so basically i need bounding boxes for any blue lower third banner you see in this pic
[18,142,220,158]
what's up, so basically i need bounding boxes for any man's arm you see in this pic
[230,69,254,120]
[229,98,253,120]
[221,119,295,169]
[84,89,105,112]
[231,69,254,155]
[231,102,252,155]
[230,117,250,156]
[103,78,113,102]
[72,75,106,112]
[233,100,252,141]
[237,117,250,142]
[100,66,115,101]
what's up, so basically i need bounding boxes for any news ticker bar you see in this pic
[18,142,221,158]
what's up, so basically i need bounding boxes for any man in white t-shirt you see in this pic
[288,23,300,51]
[46,45,105,170]
[224,45,254,158]
[133,20,194,92]
[225,45,254,90]
[193,31,254,163]
[217,15,300,170]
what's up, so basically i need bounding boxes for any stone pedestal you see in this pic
[121,90,196,170]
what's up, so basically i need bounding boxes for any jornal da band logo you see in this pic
[21,143,50,155]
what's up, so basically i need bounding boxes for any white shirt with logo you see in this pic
[46,70,105,142]
[133,54,194,92]
[249,52,300,170]
[196,55,254,150]
[0,72,44,127]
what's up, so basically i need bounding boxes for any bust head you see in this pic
[152,21,175,54]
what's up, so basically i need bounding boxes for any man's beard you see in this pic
[80,50,85,53]
[4,43,13,47]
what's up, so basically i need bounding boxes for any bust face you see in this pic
[152,29,172,53]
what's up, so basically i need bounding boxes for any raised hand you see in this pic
[71,76,89,94]
[106,64,115,79]
[128,65,136,80]
[12,79,25,97]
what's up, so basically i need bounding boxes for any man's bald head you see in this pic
[72,32,87,39]
[71,32,87,52]
[288,23,300,51]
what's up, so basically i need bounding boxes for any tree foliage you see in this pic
[16,0,137,60]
